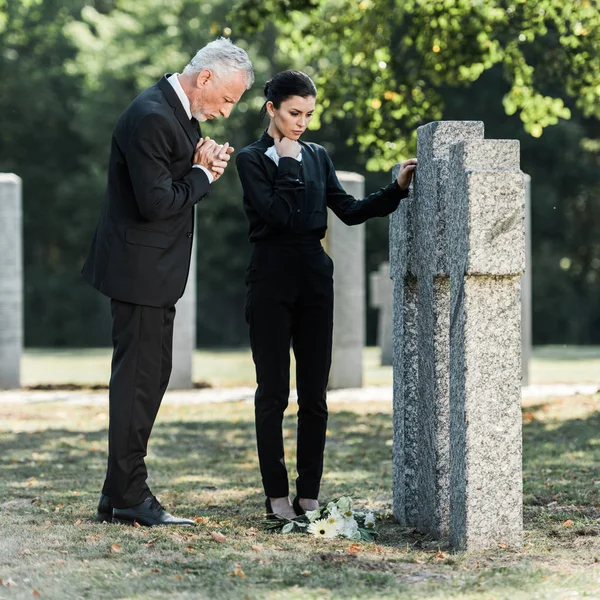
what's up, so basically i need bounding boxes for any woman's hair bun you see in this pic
[264,80,272,97]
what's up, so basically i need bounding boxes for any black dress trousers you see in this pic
[246,241,334,499]
[101,299,176,508]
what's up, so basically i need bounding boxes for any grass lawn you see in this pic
[1,392,600,599]
[20,345,600,388]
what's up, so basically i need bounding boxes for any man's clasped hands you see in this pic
[194,137,235,181]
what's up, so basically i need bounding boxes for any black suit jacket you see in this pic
[82,75,210,307]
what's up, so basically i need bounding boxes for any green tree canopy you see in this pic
[232,0,600,170]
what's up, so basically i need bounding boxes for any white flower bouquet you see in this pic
[265,496,378,542]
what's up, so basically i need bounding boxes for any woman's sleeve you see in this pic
[324,151,408,226]
[236,150,306,229]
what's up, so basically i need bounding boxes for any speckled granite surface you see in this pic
[390,122,525,550]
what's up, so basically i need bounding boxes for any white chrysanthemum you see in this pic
[305,508,321,522]
[307,518,338,538]
[339,517,360,540]
[324,507,344,533]
[363,512,376,529]
[336,496,353,514]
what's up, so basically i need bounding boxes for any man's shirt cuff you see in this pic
[193,165,214,184]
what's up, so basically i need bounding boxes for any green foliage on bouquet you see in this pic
[265,496,378,542]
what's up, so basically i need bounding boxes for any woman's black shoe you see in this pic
[265,497,282,521]
[292,496,306,516]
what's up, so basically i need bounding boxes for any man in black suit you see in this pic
[83,38,254,526]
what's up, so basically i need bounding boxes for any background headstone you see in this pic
[521,175,532,386]
[326,171,365,390]
[0,174,22,389]
[369,262,393,366]
[169,219,197,390]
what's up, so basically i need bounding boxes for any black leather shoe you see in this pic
[292,496,305,516]
[96,494,113,522]
[112,497,195,527]
[265,498,280,521]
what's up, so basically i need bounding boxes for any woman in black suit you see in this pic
[236,71,416,520]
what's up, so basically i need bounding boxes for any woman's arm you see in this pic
[236,150,306,229]
[325,151,408,226]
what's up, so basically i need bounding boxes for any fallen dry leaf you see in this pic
[74,519,82,526]
[245,528,258,537]
[231,567,247,578]
[194,517,205,524]
[301,570,311,576]
[33,590,41,598]
[562,520,574,527]
[251,545,263,551]
[497,542,509,549]
[435,551,449,560]
[347,544,361,554]
[54,560,66,566]
[110,544,122,553]
[132,521,141,528]
[209,531,226,543]
[185,546,194,552]
[174,574,182,581]
[2,578,17,588]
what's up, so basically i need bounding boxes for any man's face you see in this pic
[190,69,247,121]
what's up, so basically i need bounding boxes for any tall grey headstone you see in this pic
[521,175,532,386]
[169,221,197,390]
[447,138,525,551]
[369,262,393,366]
[390,122,525,551]
[327,172,365,390]
[0,174,22,389]
[390,121,484,536]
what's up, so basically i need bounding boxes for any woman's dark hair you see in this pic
[260,70,317,120]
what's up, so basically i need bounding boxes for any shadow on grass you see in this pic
[522,406,600,509]
[1,405,599,538]
[0,410,393,510]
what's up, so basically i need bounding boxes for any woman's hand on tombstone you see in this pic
[274,137,300,158]
[396,158,417,190]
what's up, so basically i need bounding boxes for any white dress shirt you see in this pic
[264,144,302,166]
[167,73,213,184]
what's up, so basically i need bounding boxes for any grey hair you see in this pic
[183,37,254,89]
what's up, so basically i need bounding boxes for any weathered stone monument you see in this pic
[169,222,197,390]
[0,174,23,389]
[390,122,525,551]
[326,172,365,390]
[369,262,393,366]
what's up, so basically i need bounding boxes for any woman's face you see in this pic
[268,95,316,140]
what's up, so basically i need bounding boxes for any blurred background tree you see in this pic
[0,0,598,347]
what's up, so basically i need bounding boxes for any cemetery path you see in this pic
[0,383,598,406]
